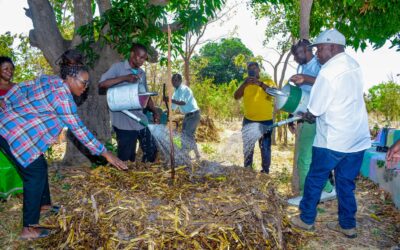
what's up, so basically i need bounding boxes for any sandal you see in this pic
[40,205,61,216]
[19,228,50,241]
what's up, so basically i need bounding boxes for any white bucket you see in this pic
[274,84,310,115]
[107,84,156,111]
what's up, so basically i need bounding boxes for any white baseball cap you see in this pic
[310,28,346,46]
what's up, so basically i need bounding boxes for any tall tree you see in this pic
[178,2,238,86]
[251,0,400,51]
[195,37,254,84]
[25,0,224,165]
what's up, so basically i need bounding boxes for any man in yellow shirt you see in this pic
[234,62,275,173]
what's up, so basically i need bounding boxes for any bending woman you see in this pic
[0,50,127,240]
[0,56,23,199]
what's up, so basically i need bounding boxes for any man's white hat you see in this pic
[310,28,346,46]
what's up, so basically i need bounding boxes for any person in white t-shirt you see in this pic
[290,29,371,239]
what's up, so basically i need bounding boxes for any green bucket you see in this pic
[0,150,23,199]
[275,84,310,115]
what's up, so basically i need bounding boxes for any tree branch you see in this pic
[160,22,183,32]
[71,0,93,47]
[148,0,169,6]
[26,0,67,69]
[96,0,111,15]
[279,51,292,87]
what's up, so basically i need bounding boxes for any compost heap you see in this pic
[172,115,220,143]
[36,163,308,249]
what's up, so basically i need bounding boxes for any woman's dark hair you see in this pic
[56,49,88,80]
[0,56,15,68]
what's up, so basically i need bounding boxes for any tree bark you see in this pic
[62,45,120,165]
[26,0,68,69]
[300,0,313,39]
[183,57,190,86]
[71,0,93,47]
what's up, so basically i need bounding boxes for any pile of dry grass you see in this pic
[34,163,307,249]
[172,115,220,143]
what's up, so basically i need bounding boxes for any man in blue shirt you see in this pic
[165,74,201,159]
[287,39,335,206]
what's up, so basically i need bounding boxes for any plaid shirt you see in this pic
[0,75,105,168]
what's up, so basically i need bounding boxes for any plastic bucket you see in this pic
[107,84,157,111]
[275,84,310,115]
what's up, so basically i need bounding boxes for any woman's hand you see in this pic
[101,151,128,170]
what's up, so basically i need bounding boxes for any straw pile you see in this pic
[172,115,220,142]
[36,163,308,249]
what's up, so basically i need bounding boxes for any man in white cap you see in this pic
[290,29,371,238]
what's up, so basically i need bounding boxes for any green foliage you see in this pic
[49,0,74,39]
[76,0,225,65]
[0,32,53,82]
[250,0,400,51]
[201,143,216,155]
[365,81,400,124]
[251,0,294,50]
[194,38,254,84]
[191,78,242,119]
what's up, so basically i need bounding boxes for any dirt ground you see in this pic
[0,120,399,249]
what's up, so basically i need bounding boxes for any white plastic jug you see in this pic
[107,84,157,126]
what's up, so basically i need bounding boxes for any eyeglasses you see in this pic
[75,76,90,88]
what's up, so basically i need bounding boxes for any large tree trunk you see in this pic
[300,0,313,39]
[63,46,120,165]
[27,0,120,166]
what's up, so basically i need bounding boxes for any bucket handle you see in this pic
[121,110,148,127]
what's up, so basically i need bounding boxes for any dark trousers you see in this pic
[182,110,201,158]
[300,147,365,229]
[0,136,51,227]
[113,127,157,162]
[242,118,273,173]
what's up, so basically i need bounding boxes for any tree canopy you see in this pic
[194,38,254,84]
[251,0,400,51]
[365,81,400,124]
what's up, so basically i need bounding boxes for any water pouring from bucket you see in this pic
[241,83,307,160]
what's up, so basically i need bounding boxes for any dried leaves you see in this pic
[37,164,307,249]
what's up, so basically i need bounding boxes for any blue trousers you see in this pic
[242,118,273,173]
[300,147,365,229]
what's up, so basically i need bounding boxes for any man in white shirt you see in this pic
[287,39,335,206]
[290,29,371,239]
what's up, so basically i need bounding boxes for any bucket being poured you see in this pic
[107,84,158,126]
[273,83,310,115]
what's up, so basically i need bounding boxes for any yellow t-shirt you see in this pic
[243,79,275,121]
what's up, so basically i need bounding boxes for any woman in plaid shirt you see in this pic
[0,50,127,240]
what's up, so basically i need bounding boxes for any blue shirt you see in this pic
[297,56,321,92]
[172,84,199,114]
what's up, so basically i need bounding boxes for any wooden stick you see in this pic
[167,25,175,181]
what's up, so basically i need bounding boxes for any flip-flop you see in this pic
[19,229,50,241]
[40,205,61,216]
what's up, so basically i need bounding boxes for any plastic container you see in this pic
[274,84,310,115]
